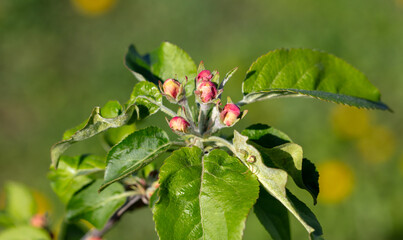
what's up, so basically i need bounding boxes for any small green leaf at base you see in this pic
[154,147,259,240]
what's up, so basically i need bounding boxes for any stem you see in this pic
[136,96,176,117]
[82,195,143,240]
[198,104,210,135]
[203,136,236,153]
[179,98,197,131]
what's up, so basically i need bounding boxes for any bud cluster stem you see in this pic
[198,103,210,135]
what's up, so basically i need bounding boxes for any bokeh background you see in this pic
[1,0,402,239]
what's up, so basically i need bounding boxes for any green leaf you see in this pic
[103,123,136,147]
[242,124,319,203]
[154,147,259,240]
[0,211,13,227]
[100,100,123,118]
[233,131,323,239]
[242,48,390,110]
[51,104,138,168]
[242,123,292,148]
[48,155,105,204]
[127,81,162,119]
[100,127,170,192]
[4,182,36,224]
[254,186,290,240]
[0,225,51,240]
[66,180,128,229]
[125,42,197,97]
[58,221,88,240]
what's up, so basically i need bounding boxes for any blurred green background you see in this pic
[0,0,402,239]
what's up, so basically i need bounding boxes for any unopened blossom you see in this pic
[163,78,181,99]
[169,116,190,133]
[197,70,212,82]
[196,81,217,103]
[220,103,241,126]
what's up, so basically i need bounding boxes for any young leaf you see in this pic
[0,226,51,240]
[48,155,105,204]
[125,42,197,96]
[241,49,390,110]
[66,179,128,229]
[100,100,123,118]
[254,186,291,240]
[4,182,37,225]
[154,147,259,240]
[127,81,162,119]
[242,123,292,148]
[242,124,319,203]
[100,126,170,192]
[233,131,323,239]
[51,104,137,168]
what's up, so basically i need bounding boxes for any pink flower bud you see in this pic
[87,237,103,240]
[30,214,47,228]
[163,79,181,99]
[220,103,241,126]
[196,81,218,103]
[197,70,212,82]
[169,116,190,133]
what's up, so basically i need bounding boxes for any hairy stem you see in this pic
[203,136,236,153]
[198,104,210,135]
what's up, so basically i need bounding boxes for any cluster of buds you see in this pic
[194,70,222,104]
[160,62,246,135]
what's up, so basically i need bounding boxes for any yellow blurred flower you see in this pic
[330,105,371,139]
[318,160,354,204]
[71,0,117,16]
[356,125,396,164]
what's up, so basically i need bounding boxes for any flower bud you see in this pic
[197,70,212,82]
[87,237,103,240]
[220,103,241,126]
[163,79,181,99]
[30,214,47,228]
[169,116,190,133]
[196,81,218,103]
